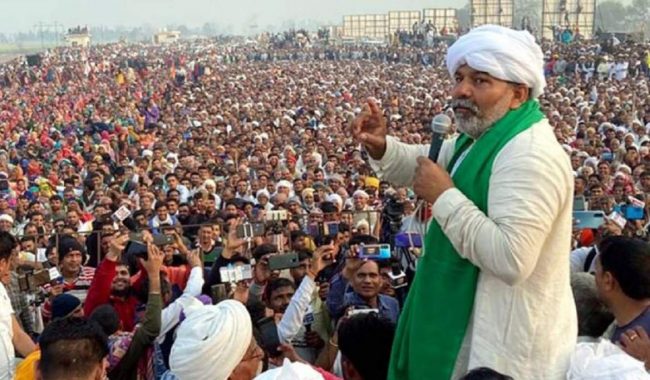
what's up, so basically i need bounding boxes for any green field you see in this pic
[0,42,58,54]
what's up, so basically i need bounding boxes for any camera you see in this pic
[18,267,63,292]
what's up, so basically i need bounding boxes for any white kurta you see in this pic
[370,118,577,379]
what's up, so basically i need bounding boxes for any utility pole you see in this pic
[33,21,64,49]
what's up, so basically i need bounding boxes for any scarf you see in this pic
[388,100,544,379]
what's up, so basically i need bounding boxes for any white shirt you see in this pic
[277,276,319,364]
[370,118,577,379]
[0,283,15,380]
[157,267,204,344]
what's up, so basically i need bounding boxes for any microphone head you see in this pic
[431,114,452,134]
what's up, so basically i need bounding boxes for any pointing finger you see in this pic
[367,98,381,116]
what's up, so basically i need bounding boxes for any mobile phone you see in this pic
[623,205,644,221]
[219,264,253,283]
[307,222,340,238]
[268,252,300,271]
[236,222,265,239]
[257,317,281,357]
[323,222,339,236]
[358,244,391,260]
[210,284,227,305]
[36,248,47,262]
[153,234,174,246]
[307,223,320,237]
[129,231,144,243]
[265,210,288,222]
[573,211,605,229]
[573,196,587,211]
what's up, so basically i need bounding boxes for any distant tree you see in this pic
[457,2,471,29]
[514,0,542,32]
[627,0,650,34]
[595,1,629,31]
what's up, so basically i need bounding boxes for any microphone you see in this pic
[428,114,452,162]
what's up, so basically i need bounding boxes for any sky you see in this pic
[0,0,464,34]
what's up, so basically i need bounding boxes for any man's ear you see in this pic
[509,85,530,109]
[342,357,361,380]
[603,271,617,292]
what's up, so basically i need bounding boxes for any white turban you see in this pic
[352,190,369,199]
[567,340,649,379]
[446,25,546,98]
[257,189,271,199]
[277,180,292,190]
[254,358,324,380]
[170,301,252,380]
[326,193,343,210]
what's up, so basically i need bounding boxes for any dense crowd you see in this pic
[0,31,649,380]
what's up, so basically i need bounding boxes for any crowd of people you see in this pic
[0,26,648,380]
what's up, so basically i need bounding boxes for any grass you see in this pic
[0,42,60,54]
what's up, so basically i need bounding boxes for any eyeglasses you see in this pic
[240,342,264,363]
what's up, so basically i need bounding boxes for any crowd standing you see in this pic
[0,28,648,380]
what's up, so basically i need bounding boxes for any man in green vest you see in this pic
[352,25,576,379]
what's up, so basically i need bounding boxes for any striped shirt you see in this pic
[42,266,96,321]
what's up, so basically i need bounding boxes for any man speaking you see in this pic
[352,25,576,379]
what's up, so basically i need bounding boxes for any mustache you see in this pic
[450,99,479,115]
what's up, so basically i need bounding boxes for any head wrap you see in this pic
[446,25,546,98]
[364,177,380,189]
[567,340,649,379]
[326,194,343,210]
[203,179,216,189]
[170,301,252,380]
[301,188,315,199]
[276,180,292,190]
[352,190,369,199]
[254,358,325,380]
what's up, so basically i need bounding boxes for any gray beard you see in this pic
[454,96,513,140]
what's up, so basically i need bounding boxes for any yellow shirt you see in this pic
[14,350,39,380]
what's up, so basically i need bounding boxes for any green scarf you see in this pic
[388,100,544,380]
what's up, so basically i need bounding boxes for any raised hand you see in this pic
[351,98,388,160]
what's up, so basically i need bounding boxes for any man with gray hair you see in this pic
[354,25,576,379]
[571,272,614,340]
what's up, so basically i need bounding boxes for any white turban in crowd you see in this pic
[446,25,546,98]
[254,358,324,380]
[169,301,252,380]
[566,340,649,379]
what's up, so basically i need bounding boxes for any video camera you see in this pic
[18,267,63,293]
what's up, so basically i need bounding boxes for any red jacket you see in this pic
[83,259,139,332]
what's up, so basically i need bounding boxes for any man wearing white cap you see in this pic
[353,25,575,379]
[0,215,13,233]
[164,300,262,380]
